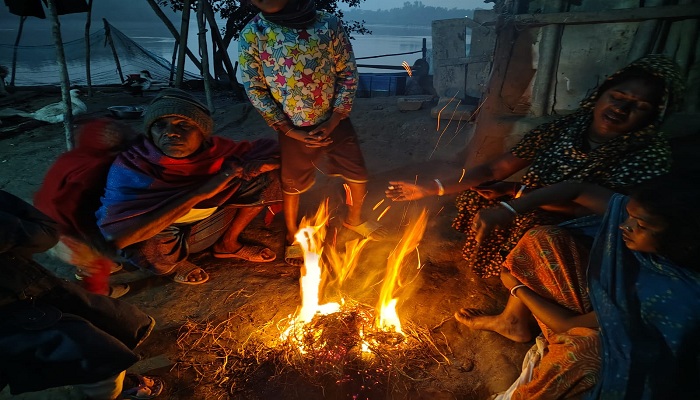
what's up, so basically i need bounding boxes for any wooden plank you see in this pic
[435,55,493,67]
[513,4,700,27]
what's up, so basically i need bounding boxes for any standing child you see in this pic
[239,0,386,265]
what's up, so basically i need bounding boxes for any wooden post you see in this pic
[103,19,125,83]
[204,0,242,96]
[175,0,192,87]
[197,0,214,111]
[10,16,26,87]
[47,0,75,150]
[84,0,94,96]
[145,0,205,73]
[530,0,565,117]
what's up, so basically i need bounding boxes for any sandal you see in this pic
[213,244,276,262]
[172,261,209,285]
[121,373,164,399]
[342,220,386,240]
[284,243,304,266]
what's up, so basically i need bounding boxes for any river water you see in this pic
[0,18,436,86]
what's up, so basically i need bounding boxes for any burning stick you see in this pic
[376,205,391,221]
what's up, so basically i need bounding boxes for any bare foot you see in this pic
[454,308,534,343]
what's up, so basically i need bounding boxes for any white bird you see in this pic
[122,70,152,96]
[16,89,88,124]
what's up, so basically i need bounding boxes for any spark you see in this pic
[435,92,459,132]
[430,98,463,160]
[402,61,412,77]
[459,168,466,183]
[377,205,391,221]
[343,183,353,206]
[372,198,385,210]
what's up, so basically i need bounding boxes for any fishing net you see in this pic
[0,21,200,87]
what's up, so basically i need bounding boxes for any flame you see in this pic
[375,210,428,333]
[293,199,341,324]
[283,199,428,347]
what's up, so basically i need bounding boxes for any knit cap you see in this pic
[143,88,213,137]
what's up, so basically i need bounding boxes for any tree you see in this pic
[157,0,370,85]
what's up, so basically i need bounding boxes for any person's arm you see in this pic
[0,191,59,255]
[106,164,241,249]
[472,181,614,243]
[386,152,531,201]
[503,271,599,332]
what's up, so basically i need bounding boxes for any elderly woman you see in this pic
[457,175,700,399]
[96,89,282,285]
[386,54,685,278]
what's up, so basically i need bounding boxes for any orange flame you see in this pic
[283,200,428,344]
[375,210,428,333]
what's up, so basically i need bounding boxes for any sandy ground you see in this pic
[0,88,531,399]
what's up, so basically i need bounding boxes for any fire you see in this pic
[282,199,428,347]
[376,210,427,333]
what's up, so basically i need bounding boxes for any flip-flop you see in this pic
[75,261,123,281]
[284,243,304,266]
[121,373,164,399]
[213,244,276,262]
[172,261,209,285]
[342,220,384,240]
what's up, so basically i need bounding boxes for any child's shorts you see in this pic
[279,118,368,194]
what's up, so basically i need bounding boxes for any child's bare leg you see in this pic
[283,192,300,244]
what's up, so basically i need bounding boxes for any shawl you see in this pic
[34,119,130,241]
[586,194,700,399]
[97,136,279,241]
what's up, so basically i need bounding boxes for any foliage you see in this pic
[157,0,371,45]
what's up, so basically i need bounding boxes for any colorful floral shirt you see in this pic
[239,11,357,127]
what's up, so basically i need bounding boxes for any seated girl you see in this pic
[456,175,700,399]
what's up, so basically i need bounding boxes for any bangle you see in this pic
[515,184,526,199]
[283,126,295,136]
[434,179,445,196]
[499,201,518,215]
[510,284,527,298]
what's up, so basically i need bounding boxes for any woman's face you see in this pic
[150,116,205,158]
[590,78,661,137]
[249,0,289,13]
[619,199,667,253]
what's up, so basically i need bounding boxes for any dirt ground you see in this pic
[0,88,532,400]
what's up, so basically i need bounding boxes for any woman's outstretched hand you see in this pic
[386,181,430,201]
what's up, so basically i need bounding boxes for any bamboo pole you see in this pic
[84,0,94,96]
[10,16,26,86]
[47,0,74,150]
[170,41,179,85]
[145,0,204,73]
[175,0,192,87]
[103,19,125,83]
[197,0,214,111]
